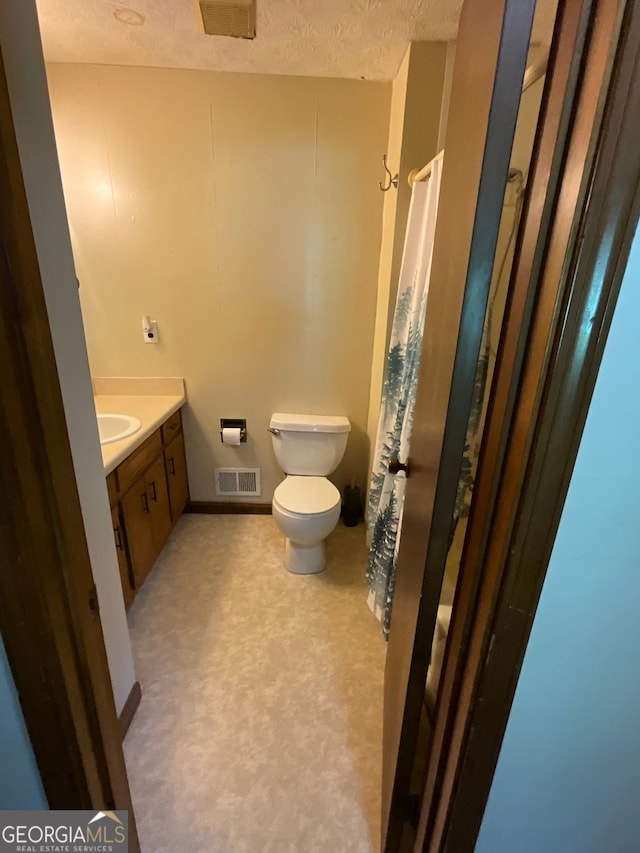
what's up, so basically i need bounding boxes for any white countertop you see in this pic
[93,377,186,475]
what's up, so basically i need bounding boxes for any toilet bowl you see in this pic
[269,412,351,574]
[273,476,341,574]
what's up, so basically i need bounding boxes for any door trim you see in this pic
[0,44,140,847]
[418,0,640,848]
[382,0,538,848]
[119,681,142,740]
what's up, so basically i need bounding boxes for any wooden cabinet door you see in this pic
[165,431,189,521]
[121,472,156,588]
[111,504,134,610]
[114,426,185,595]
[145,454,172,553]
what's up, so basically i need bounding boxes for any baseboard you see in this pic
[118,681,141,740]
[185,500,272,515]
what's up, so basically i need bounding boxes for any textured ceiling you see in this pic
[35,0,460,81]
[35,0,557,82]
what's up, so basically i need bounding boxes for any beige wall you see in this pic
[387,43,448,333]
[365,48,410,466]
[46,64,390,502]
[437,42,457,150]
[2,7,136,714]
[365,43,448,464]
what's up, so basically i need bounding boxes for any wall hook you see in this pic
[378,154,399,192]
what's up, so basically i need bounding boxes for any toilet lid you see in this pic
[274,476,340,515]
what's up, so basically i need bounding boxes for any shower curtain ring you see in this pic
[379,155,399,192]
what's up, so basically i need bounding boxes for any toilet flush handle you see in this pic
[267,427,281,436]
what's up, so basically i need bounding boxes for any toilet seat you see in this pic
[273,476,340,516]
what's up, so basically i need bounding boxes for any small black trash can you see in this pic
[343,485,361,527]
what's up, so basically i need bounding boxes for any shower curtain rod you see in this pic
[408,52,549,187]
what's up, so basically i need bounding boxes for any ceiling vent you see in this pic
[195,0,256,39]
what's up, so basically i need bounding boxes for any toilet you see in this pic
[269,412,351,574]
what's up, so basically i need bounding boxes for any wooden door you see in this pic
[419,1,639,848]
[165,430,189,520]
[111,504,134,610]
[381,0,540,848]
[121,473,156,588]
[381,0,638,848]
[146,453,172,553]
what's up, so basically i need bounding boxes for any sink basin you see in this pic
[97,413,142,445]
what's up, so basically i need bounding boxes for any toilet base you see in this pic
[285,539,326,574]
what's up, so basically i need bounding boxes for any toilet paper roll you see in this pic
[222,427,242,446]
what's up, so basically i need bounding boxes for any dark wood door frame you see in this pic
[0,45,140,849]
[417,0,640,849]
[382,0,538,849]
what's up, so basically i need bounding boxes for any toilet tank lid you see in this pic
[270,413,351,433]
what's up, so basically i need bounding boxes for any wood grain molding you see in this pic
[118,681,142,740]
[419,0,640,849]
[0,40,139,848]
[380,0,538,848]
[186,501,272,515]
[417,0,596,847]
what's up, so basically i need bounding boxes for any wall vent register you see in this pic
[196,0,256,39]
[215,467,261,496]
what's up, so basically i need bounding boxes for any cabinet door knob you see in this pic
[114,525,123,550]
[169,457,176,476]
[150,480,158,502]
[141,491,150,513]
[388,458,411,476]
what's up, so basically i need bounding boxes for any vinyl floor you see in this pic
[123,514,386,853]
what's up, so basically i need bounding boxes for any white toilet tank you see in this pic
[269,413,350,475]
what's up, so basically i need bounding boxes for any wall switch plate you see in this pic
[142,315,159,344]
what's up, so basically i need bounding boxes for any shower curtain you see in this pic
[366,160,443,638]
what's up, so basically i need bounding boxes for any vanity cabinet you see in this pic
[146,453,173,550]
[107,408,189,607]
[120,467,165,589]
[165,431,189,520]
[111,504,135,610]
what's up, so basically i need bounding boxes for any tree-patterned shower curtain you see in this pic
[366,160,443,638]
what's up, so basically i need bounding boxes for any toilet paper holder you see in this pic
[220,418,247,443]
